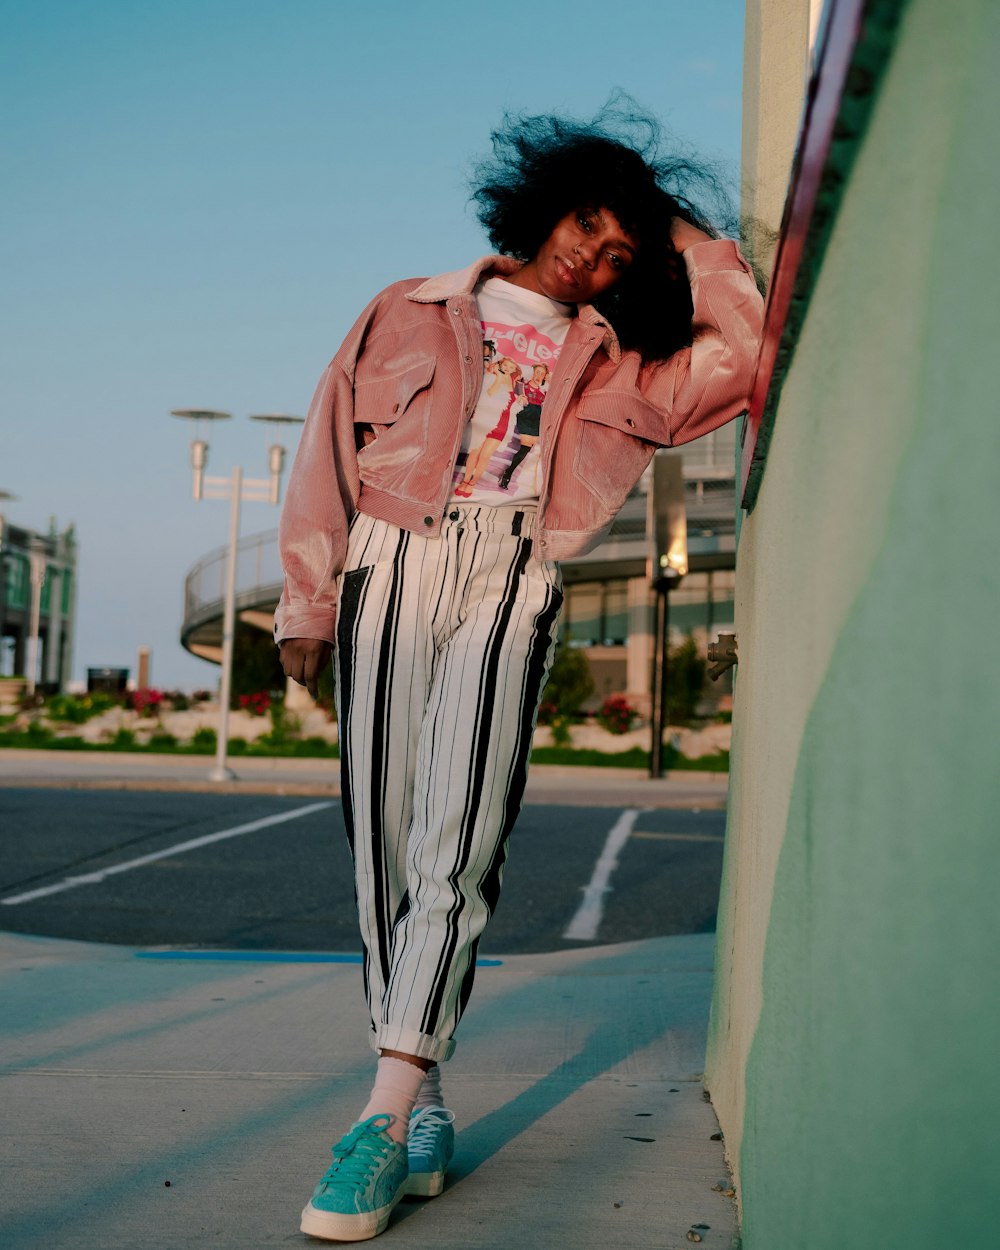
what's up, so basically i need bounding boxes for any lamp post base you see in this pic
[208,765,237,782]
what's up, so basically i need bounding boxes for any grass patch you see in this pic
[530,744,729,772]
[0,724,56,748]
[0,729,722,770]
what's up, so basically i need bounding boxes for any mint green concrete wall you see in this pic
[708,1,1000,1245]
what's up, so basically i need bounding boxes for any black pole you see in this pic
[650,591,662,777]
[649,584,671,778]
[660,585,670,768]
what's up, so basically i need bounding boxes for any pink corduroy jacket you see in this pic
[274,240,763,644]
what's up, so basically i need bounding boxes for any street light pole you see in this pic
[172,410,302,783]
[212,464,243,782]
[646,453,688,780]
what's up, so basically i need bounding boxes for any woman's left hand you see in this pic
[670,217,714,253]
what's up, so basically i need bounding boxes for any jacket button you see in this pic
[464,355,473,364]
[626,418,635,427]
[452,307,461,316]
[424,516,434,526]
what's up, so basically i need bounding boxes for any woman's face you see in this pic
[510,207,638,304]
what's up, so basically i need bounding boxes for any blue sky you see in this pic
[2,0,745,688]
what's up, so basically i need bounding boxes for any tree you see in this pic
[230,623,286,706]
[538,645,594,723]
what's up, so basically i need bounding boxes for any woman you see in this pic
[276,105,762,1242]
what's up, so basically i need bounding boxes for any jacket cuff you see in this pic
[273,605,337,647]
[683,237,754,277]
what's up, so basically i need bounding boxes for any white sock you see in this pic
[359,1057,426,1145]
[413,1063,445,1111]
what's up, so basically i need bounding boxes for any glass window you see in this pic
[602,581,628,645]
[5,554,29,610]
[565,583,603,646]
[563,580,629,647]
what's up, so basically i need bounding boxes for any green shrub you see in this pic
[109,728,136,750]
[303,735,333,752]
[190,727,217,752]
[51,735,88,750]
[539,645,594,723]
[228,736,249,754]
[665,634,708,725]
[259,703,301,748]
[25,721,55,746]
[45,692,117,724]
[147,732,178,750]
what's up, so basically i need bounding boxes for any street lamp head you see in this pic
[249,415,303,505]
[267,444,286,477]
[248,413,305,426]
[170,409,233,423]
[171,412,231,500]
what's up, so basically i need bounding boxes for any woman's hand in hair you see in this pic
[670,218,714,253]
[279,637,333,698]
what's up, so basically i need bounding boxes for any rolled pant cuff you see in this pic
[374,1025,456,1063]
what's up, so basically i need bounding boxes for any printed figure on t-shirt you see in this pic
[451,275,572,503]
[498,363,549,490]
[455,357,524,496]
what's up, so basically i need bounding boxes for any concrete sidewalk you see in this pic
[2,929,737,1249]
[0,748,728,809]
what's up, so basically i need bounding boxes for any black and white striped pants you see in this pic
[334,504,562,1062]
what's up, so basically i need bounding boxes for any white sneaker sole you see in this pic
[300,1190,402,1242]
[403,1168,446,1198]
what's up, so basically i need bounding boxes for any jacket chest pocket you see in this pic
[572,391,669,506]
[353,357,436,431]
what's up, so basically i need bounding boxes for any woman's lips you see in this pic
[554,256,579,288]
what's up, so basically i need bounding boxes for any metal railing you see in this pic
[182,528,283,644]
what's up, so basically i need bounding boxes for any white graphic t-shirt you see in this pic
[450,277,573,506]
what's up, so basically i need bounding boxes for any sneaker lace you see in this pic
[408,1107,455,1152]
[319,1114,395,1187]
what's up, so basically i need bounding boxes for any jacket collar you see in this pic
[405,254,622,363]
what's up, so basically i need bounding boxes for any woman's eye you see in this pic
[577,213,592,232]
[608,253,624,269]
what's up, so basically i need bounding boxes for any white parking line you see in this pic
[562,808,640,942]
[0,801,335,906]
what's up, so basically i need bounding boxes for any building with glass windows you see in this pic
[0,512,77,690]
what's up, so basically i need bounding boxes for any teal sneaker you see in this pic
[300,1114,408,1241]
[403,1106,456,1198]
